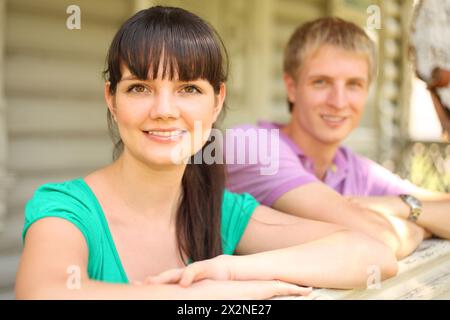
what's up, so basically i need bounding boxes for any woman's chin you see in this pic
[141,154,189,167]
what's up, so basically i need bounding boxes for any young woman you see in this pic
[15,6,397,299]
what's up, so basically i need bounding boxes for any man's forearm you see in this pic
[420,200,450,239]
[353,195,450,240]
[359,209,426,260]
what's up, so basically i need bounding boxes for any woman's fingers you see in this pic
[179,262,209,287]
[144,258,225,287]
[187,279,312,300]
[271,280,312,297]
[144,268,184,285]
[142,262,313,299]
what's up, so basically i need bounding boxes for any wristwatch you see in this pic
[399,194,422,222]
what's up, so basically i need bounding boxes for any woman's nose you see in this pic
[149,90,180,120]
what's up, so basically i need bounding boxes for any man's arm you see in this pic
[349,189,450,239]
[272,182,426,260]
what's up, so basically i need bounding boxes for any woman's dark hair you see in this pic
[103,6,228,263]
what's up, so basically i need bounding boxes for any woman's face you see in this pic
[105,64,225,166]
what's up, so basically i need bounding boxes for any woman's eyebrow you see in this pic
[119,75,206,83]
[121,75,140,81]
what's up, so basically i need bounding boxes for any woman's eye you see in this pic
[128,84,149,94]
[181,85,201,94]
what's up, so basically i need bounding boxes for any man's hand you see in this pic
[345,196,429,258]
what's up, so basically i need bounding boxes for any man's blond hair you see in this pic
[284,17,377,112]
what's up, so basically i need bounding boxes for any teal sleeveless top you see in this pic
[23,178,259,284]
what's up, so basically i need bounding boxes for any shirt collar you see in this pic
[257,120,349,174]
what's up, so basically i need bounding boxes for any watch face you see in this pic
[409,197,421,207]
[409,196,422,207]
[402,194,422,209]
[401,194,422,222]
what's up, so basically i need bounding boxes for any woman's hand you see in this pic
[186,279,312,299]
[143,254,312,298]
[144,255,238,287]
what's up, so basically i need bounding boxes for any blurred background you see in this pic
[0,0,449,299]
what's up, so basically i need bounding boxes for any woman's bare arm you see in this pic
[236,206,398,289]
[15,217,307,300]
[148,206,398,290]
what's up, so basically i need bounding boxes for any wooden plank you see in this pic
[6,11,118,59]
[274,0,324,24]
[5,53,104,99]
[8,0,130,24]
[246,0,273,125]
[7,98,108,135]
[0,208,26,252]
[345,252,450,299]
[0,0,8,231]
[9,136,112,173]
[7,170,96,210]
[0,253,20,288]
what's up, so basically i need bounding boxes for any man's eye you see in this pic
[128,84,148,93]
[348,82,363,88]
[313,79,326,86]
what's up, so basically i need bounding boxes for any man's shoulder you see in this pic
[338,145,373,165]
[339,145,399,179]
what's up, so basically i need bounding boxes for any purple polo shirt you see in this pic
[224,121,421,207]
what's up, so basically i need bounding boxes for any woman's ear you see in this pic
[104,82,117,121]
[283,73,297,105]
[212,83,226,123]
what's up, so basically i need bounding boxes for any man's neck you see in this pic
[282,121,339,180]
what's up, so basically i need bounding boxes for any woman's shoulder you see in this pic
[28,178,94,208]
[222,189,260,216]
[220,189,260,254]
[23,177,105,245]
[24,178,101,229]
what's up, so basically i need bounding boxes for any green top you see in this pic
[22,178,259,284]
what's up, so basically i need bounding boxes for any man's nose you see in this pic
[327,84,347,109]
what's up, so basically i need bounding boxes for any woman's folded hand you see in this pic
[144,254,237,286]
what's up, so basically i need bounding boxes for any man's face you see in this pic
[285,45,370,147]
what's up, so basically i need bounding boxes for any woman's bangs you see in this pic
[118,24,222,87]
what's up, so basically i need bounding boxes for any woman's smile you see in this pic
[143,128,188,143]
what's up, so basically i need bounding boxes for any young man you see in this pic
[225,17,450,260]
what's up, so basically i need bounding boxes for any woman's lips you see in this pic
[143,129,187,142]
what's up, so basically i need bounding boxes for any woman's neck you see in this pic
[106,151,186,225]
